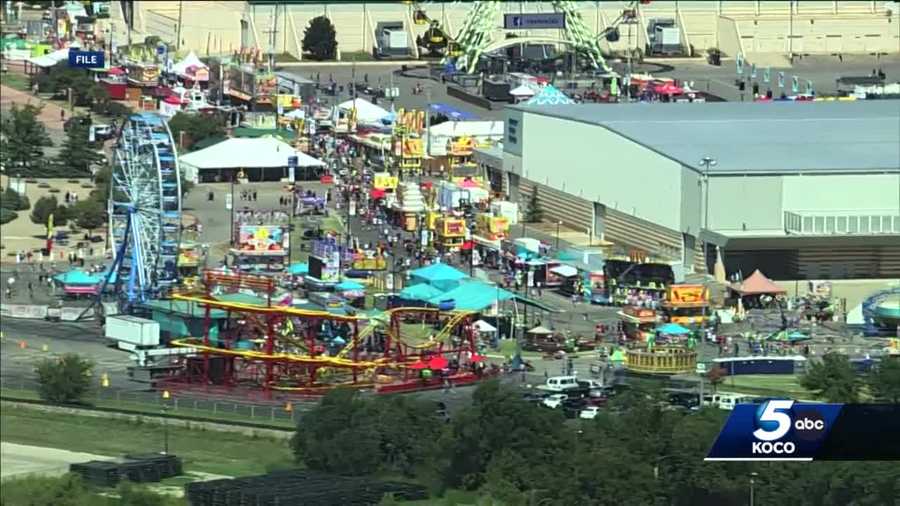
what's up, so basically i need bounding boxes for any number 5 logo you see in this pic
[753,400,794,442]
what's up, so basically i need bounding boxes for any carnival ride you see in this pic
[104,113,182,306]
[159,271,489,397]
[862,287,900,335]
[437,0,630,74]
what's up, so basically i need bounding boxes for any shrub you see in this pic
[0,208,18,224]
[34,353,95,404]
[1,187,31,210]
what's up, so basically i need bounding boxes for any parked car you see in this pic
[542,393,568,409]
[521,391,547,403]
[668,392,700,410]
[579,406,601,419]
[537,375,580,392]
[90,124,114,141]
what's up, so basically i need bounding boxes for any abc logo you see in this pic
[751,401,827,455]
[793,410,826,442]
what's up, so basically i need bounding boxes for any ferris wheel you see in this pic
[107,113,182,304]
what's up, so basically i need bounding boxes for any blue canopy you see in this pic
[53,270,102,285]
[399,283,444,301]
[526,85,575,106]
[410,262,467,283]
[335,280,365,291]
[428,281,514,311]
[657,322,691,335]
[429,103,478,121]
[288,262,309,275]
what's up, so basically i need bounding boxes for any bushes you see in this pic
[0,208,18,224]
[1,187,31,211]
[34,353,95,404]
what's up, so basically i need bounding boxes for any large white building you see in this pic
[493,100,900,279]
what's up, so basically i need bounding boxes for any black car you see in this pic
[521,392,547,403]
[668,392,700,410]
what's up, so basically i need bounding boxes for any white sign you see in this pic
[696,362,707,374]
[225,192,233,210]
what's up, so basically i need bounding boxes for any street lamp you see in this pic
[161,390,171,455]
[555,220,562,250]
[749,472,759,506]
[698,156,717,271]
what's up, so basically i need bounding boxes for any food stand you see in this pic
[475,213,509,241]
[435,217,467,250]
[617,306,659,341]
[662,284,710,326]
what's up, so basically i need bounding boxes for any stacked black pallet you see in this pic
[184,470,429,506]
[69,454,183,487]
[69,461,122,488]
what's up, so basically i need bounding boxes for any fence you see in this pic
[0,378,311,429]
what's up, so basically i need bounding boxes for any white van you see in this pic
[538,376,580,392]
[717,394,755,411]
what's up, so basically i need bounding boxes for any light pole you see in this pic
[161,390,171,455]
[698,156,717,272]
[749,472,759,506]
[555,220,562,250]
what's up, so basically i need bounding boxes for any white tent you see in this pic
[172,51,206,75]
[26,48,70,68]
[510,85,536,97]
[284,109,305,119]
[473,320,497,333]
[425,120,504,156]
[179,136,324,183]
[338,98,389,123]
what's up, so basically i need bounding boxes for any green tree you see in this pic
[90,165,113,204]
[71,198,106,237]
[868,357,900,403]
[0,103,53,176]
[34,353,94,404]
[0,187,31,211]
[524,187,543,223]
[55,116,105,176]
[167,111,226,149]
[30,195,67,230]
[800,352,861,403]
[303,16,338,60]
[0,208,18,225]
[39,62,100,106]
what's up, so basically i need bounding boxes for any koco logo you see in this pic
[751,400,827,455]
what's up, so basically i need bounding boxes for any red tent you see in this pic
[428,356,449,370]
[732,270,786,295]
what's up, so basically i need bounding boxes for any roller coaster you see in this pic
[159,279,490,397]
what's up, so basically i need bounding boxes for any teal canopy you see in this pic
[53,270,102,285]
[428,281,514,311]
[336,280,365,291]
[410,262,468,292]
[399,283,444,301]
[656,322,691,335]
[525,85,575,105]
[288,262,309,275]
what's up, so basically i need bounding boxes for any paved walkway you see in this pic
[0,442,115,480]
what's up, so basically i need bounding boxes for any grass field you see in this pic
[0,72,31,92]
[0,387,298,429]
[0,405,296,477]
[716,374,813,398]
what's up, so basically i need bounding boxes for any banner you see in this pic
[237,225,288,254]
[4,304,48,319]
[778,71,785,88]
[792,75,800,93]
[763,67,771,83]
[736,53,744,75]
[666,284,709,306]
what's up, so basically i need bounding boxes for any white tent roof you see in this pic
[510,85,536,96]
[427,120,504,137]
[179,137,325,169]
[172,51,206,75]
[27,48,70,68]
[473,320,497,332]
[284,109,305,119]
[338,98,389,123]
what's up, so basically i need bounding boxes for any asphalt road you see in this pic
[0,442,115,480]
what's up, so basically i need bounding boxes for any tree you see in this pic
[38,63,100,106]
[800,352,861,403]
[71,199,106,237]
[30,195,66,230]
[303,16,338,60]
[868,357,900,403]
[524,187,543,223]
[0,208,18,225]
[34,353,94,404]
[167,111,226,149]
[706,366,727,393]
[55,115,105,176]
[0,103,53,176]
[1,187,31,211]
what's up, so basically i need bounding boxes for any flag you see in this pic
[736,53,744,75]
[750,63,757,79]
[792,76,799,93]
[46,213,54,253]
[763,67,771,83]
[806,80,814,95]
[777,71,785,88]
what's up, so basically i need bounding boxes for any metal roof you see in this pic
[510,100,900,175]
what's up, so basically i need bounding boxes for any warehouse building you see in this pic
[499,100,900,280]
